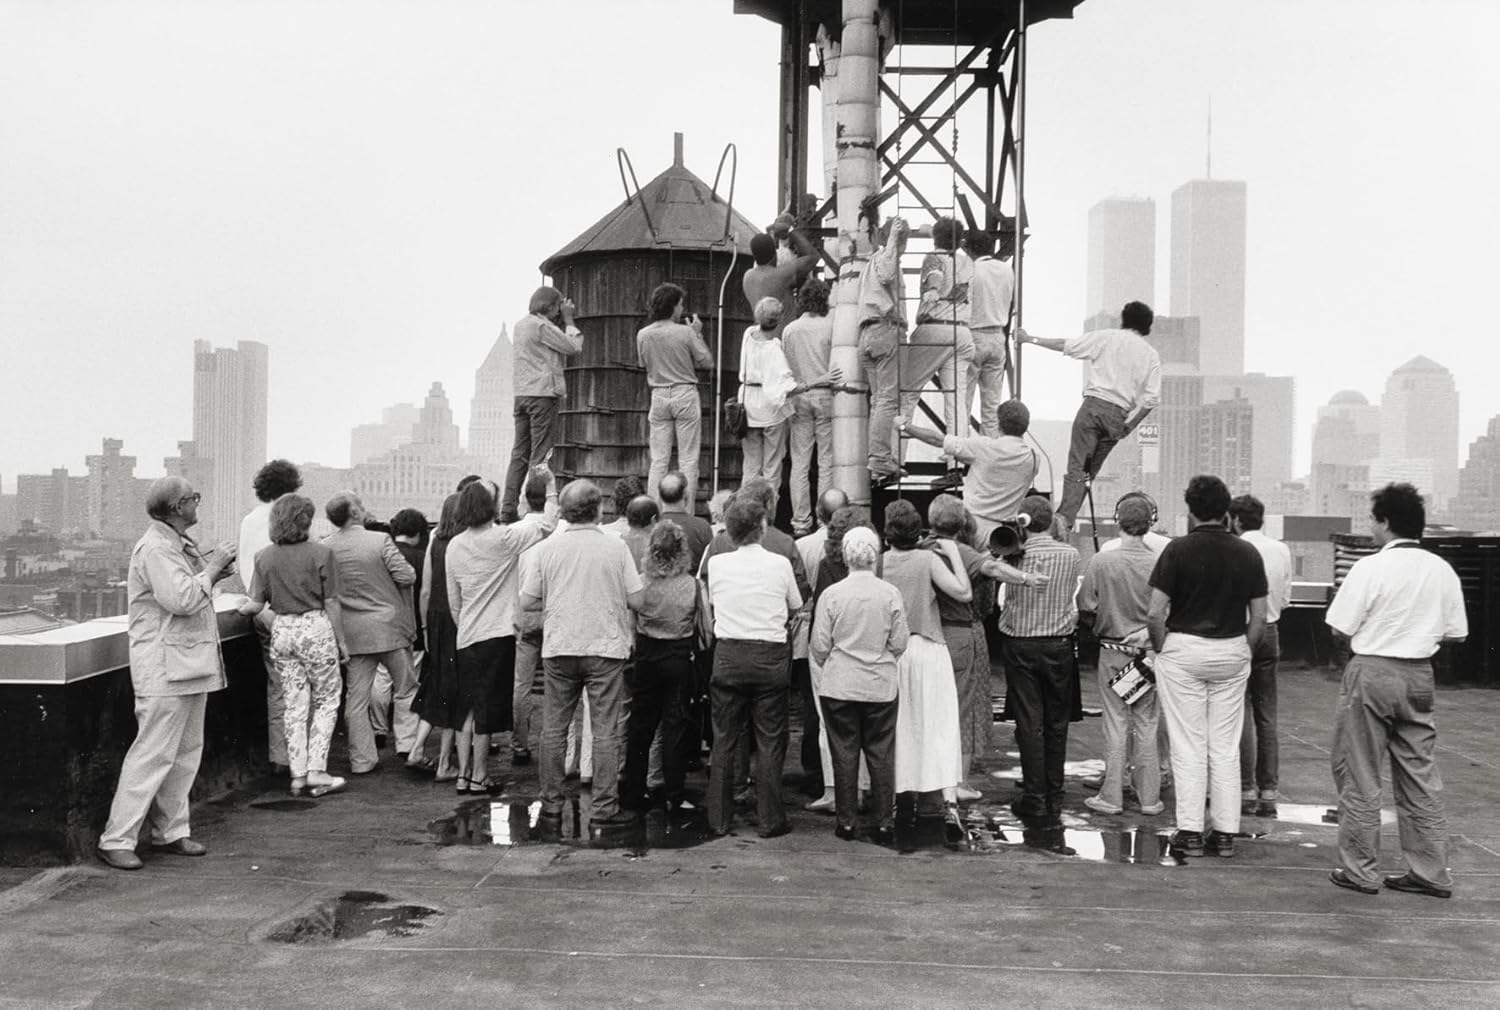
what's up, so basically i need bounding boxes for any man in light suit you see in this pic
[98,477,237,870]
[324,491,417,773]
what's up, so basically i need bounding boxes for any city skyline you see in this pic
[3,1,1496,490]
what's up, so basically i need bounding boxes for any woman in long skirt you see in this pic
[411,493,462,780]
[880,500,972,828]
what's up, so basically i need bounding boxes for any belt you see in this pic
[651,382,698,389]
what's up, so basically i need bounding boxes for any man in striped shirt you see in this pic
[996,496,1082,818]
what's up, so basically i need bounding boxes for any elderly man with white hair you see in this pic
[98,477,237,870]
[810,526,909,846]
[737,295,841,483]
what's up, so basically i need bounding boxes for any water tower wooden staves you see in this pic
[734,0,1085,503]
[540,135,762,514]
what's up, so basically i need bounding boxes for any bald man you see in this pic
[98,478,238,870]
[657,471,713,571]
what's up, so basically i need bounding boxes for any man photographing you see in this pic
[1016,301,1161,532]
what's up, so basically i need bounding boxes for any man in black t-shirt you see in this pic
[1147,475,1267,859]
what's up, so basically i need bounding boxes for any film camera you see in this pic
[987,512,1033,560]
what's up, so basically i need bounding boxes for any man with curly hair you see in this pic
[238,459,303,772]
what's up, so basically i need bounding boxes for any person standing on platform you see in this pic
[658,472,713,570]
[502,286,582,522]
[1016,301,1161,531]
[793,486,848,802]
[1229,494,1292,819]
[638,283,712,513]
[901,398,1038,552]
[782,278,837,535]
[1077,496,1164,817]
[238,459,303,775]
[97,478,236,870]
[964,230,1015,436]
[909,216,976,490]
[995,496,1082,820]
[739,296,841,484]
[1325,483,1466,899]
[742,215,819,341]
[858,212,910,489]
[811,526,908,845]
[1147,475,1267,859]
[520,480,644,835]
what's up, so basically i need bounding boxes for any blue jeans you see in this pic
[503,396,559,517]
[540,655,626,820]
[1058,396,1128,528]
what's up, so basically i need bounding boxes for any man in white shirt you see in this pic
[1325,483,1467,899]
[1229,495,1293,818]
[237,459,303,772]
[1017,301,1162,531]
[782,279,837,535]
[963,230,1015,439]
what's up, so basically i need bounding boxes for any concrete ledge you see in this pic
[0,598,265,865]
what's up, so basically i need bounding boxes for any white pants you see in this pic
[1155,633,1251,834]
[100,693,208,851]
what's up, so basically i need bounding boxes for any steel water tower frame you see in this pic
[734,0,1085,503]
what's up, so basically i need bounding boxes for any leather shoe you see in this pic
[834,824,858,841]
[870,826,896,847]
[151,838,207,857]
[96,848,143,871]
[1329,868,1379,895]
[1383,872,1452,899]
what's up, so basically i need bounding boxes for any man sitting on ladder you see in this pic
[1016,300,1162,532]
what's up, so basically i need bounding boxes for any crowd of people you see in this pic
[95,205,1467,902]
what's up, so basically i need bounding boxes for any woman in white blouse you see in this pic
[738,296,840,481]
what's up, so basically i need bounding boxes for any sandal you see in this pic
[469,777,501,795]
[289,777,307,797]
[405,756,437,775]
[434,768,458,783]
[455,776,472,795]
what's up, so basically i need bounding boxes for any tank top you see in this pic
[882,549,944,643]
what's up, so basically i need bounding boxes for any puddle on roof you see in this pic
[428,798,717,852]
[267,890,441,944]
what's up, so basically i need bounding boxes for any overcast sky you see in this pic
[3,0,1496,491]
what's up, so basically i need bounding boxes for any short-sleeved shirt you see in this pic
[1063,328,1161,414]
[881,549,944,643]
[969,255,1014,331]
[936,539,988,625]
[250,541,339,617]
[638,571,698,641]
[700,527,811,602]
[781,313,834,387]
[522,526,643,660]
[1326,539,1467,659]
[941,433,1037,525]
[1149,523,1268,639]
[637,320,712,388]
[660,510,714,572]
[706,544,803,643]
[1079,540,1155,642]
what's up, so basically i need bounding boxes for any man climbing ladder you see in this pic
[1016,300,1161,532]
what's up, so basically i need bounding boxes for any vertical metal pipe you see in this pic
[828,0,881,504]
[1012,1,1027,399]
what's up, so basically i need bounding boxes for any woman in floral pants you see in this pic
[241,495,348,797]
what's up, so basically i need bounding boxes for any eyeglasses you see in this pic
[176,492,202,507]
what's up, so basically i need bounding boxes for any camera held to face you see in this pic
[988,512,1033,560]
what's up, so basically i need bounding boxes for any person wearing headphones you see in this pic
[1099,491,1172,555]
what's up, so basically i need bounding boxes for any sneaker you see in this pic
[1138,801,1166,816]
[805,793,836,813]
[954,785,983,802]
[1255,798,1278,818]
[1084,795,1124,815]
[1170,830,1206,857]
[1207,830,1235,858]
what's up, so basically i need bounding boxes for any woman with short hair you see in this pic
[240,494,347,797]
[881,499,971,828]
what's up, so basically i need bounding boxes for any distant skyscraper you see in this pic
[1086,198,1155,320]
[1203,374,1295,494]
[16,468,87,536]
[1379,356,1459,507]
[350,403,420,466]
[351,382,476,521]
[469,324,514,482]
[1453,415,1500,531]
[1312,390,1382,469]
[1170,179,1247,375]
[84,438,144,541]
[1152,373,1205,529]
[192,340,269,543]
[1199,397,1254,496]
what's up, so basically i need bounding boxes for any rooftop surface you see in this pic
[3,663,1497,1005]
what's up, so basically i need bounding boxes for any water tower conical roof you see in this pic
[541,144,762,274]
